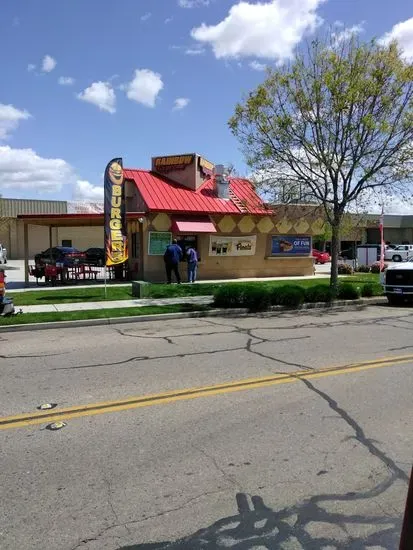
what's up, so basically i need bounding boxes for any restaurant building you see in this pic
[122,153,325,282]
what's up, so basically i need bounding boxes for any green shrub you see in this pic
[356,265,370,273]
[275,285,306,308]
[337,283,361,300]
[361,283,384,298]
[368,283,384,297]
[213,284,246,308]
[338,263,354,275]
[242,285,271,312]
[304,284,334,303]
[269,286,283,305]
[361,283,374,297]
[370,262,388,274]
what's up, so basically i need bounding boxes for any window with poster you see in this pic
[177,235,199,262]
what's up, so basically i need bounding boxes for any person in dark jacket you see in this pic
[164,240,183,284]
[186,246,198,283]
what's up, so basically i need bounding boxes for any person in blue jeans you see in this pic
[164,240,183,284]
[186,246,198,283]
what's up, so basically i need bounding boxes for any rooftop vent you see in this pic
[214,165,230,200]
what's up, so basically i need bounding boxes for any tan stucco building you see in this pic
[122,154,326,282]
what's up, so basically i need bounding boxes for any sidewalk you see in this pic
[18,295,213,314]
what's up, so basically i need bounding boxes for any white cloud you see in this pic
[58,76,75,86]
[165,17,173,24]
[191,0,325,61]
[185,46,205,55]
[77,81,116,114]
[380,17,413,61]
[74,179,104,200]
[249,60,267,71]
[41,55,57,73]
[331,22,364,47]
[173,98,190,111]
[141,12,152,22]
[126,69,164,108]
[27,64,36,72]
[179,0,210,7]
[0,146,73,193]
[0,104,31,140]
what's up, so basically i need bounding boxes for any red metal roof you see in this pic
[123,169,270,215]
[171,217,217,233]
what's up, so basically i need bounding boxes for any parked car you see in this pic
[384,244,413,263]
[34,246,86,267]
[312,249,330,264]
[84,247,105,266]
[0,243,7,264]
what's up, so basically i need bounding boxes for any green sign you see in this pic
[148,232,172,256]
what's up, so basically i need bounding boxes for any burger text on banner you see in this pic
[104,158,128,266]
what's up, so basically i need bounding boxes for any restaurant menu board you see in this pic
[148,232,172,256]
[271,236,311,255]
[209,235,256,257]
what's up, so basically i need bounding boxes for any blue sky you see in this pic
[0,0,412,203]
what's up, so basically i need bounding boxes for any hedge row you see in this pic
[338,262,388,275]
[213,282,383,312]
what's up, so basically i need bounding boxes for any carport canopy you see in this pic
[18,212,147,286]
[18,214,106,286]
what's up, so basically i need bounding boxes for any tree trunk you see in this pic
[330,220,341,290]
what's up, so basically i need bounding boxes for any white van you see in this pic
[384,244,413,262]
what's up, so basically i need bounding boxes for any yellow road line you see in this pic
[1,354,412,431]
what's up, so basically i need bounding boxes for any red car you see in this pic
[312,249,330,264]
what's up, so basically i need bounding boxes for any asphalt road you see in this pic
[1,305,412,549]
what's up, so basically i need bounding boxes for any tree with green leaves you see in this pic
[229,36,413,288]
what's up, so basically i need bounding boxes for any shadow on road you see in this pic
[118,490,401,550]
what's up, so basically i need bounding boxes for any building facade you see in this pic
[123,154,325,281]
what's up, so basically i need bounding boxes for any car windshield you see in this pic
[58,247,80,253]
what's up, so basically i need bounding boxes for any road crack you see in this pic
[191,443,242,491]
[69,488,228,549]
[300,377,408,483]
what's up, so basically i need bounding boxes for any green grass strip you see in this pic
[0,304,210,327]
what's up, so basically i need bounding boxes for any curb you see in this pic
[0,297,387,333]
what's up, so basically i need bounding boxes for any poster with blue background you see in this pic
[272,236,311,255]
